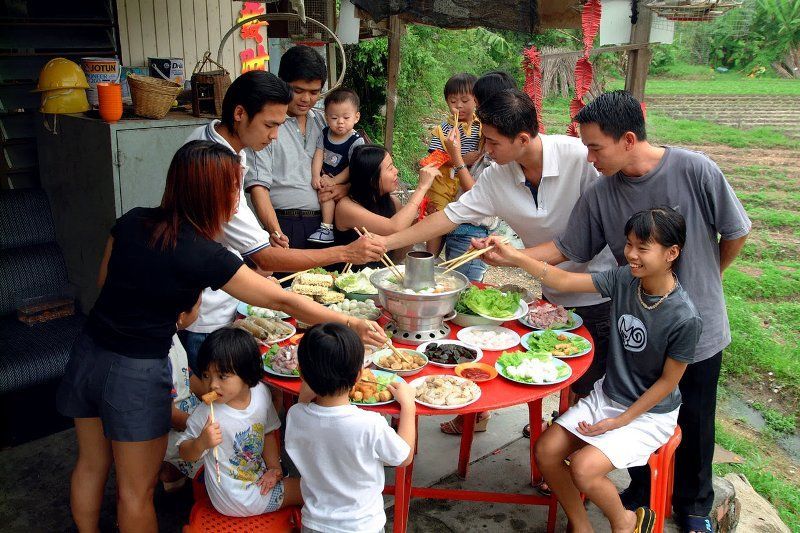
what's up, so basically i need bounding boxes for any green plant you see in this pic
[649,44,678,75]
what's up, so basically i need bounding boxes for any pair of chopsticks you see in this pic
[341,263,352,274]
[353,227,404,282]
[365,321,413,366]
[441,237,510,274]
[277,268,311,284]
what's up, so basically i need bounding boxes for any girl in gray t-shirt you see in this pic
[488,207,701,533]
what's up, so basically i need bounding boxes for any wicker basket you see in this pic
[127,74,182,119]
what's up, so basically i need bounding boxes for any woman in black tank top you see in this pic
[333,144,437,271]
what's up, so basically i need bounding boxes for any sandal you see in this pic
[523,411,560,438]
[634,507,656,533]
[681,515,712,533]
[533,480,552,497]
[440,413,491,435]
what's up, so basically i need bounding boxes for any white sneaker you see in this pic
[307,227,334,244]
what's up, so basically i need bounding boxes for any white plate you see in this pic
[262,344,300,379]
[519,331,592,358]
[255,322,296,345]
[495,356,573,386]
[351,370,402,406]
[456,326,521,351]
[417,340,483,368]
[372,348,428,376]
[236,301,290,320]
[518,310,583,332]
[410,374,482,410]
[475,299,529,324]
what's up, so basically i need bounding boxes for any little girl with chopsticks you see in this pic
[487,207,702,533]
[177,328,302,516]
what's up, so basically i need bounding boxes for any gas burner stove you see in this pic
[385,322,450,346]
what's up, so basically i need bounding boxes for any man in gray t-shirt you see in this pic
[591,266,702,414]
[481,91,749,528]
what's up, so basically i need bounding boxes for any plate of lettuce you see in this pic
[452,286,528,326]
[495,350,572,385]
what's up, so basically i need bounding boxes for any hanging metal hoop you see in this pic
[216,13,347,95]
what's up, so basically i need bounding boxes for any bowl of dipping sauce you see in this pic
[455,362,497,383]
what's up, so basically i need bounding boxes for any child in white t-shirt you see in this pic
[177,328,302,517]
[285,323,416,533]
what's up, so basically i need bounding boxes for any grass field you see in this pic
[607,68,800,96]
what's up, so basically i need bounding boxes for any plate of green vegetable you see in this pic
[520,330,591,358]
[451,286,528,326]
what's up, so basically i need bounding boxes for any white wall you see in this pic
[116,0,265,79]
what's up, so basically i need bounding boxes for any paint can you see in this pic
[81,57,121,106]
[148,57,186,87]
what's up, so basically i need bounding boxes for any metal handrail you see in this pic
[216,12,347,95]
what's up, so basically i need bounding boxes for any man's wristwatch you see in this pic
[452,163,466,173]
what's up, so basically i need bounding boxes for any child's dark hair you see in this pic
[624,207,686,266]
[220,71,292,130]
[197,328,264,387]
[473,71,517,106]
[298,323,363,396]
[476,89,538,139]
[324,88,360,111]
[575,90,646,141]
[278,45,328,83]
[444,73,477,99]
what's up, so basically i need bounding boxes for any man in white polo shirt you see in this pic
[180,71,385,368]
[381,89,616,443]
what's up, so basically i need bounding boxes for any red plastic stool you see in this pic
[183,430,302,532]
[647,425,682,533]
[182,496,301,532]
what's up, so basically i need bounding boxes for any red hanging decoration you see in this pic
[522,45,545,133]
[568,0,602,136]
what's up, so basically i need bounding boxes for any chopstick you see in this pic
[441,237,510,274]
[353,227,404,282]
[439,237,509,268]
[201,392,222,483]
[342,263,352,274]
[365,321,413,365]
[277,269,311,284]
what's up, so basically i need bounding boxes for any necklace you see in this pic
[637,273,678,310]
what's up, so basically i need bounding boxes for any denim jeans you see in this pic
[177,330,210,376]
[444,223,489,282]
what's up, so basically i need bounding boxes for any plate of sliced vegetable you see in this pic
[520,330,592,358]
[350,369,402,406]
[495,350,573,385]
[237,302,290,320]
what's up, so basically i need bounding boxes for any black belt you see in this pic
[275,209,321,218]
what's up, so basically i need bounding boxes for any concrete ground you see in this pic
[0,392,684,533]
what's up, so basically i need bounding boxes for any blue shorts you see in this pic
[444,223,489,282]
[57,332,172,442]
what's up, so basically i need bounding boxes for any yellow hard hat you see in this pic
[34,58,90,92]
[39,88,91,114]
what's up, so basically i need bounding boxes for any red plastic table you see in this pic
[263,301,594,533]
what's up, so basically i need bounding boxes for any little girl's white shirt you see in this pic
[177,383,281,516]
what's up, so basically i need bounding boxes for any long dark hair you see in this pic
[151,140,241,249]
[348,144,395,216]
